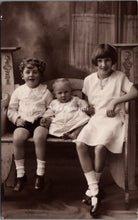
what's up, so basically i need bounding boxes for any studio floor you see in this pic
[1,143,138,219]
[1,170,138,219]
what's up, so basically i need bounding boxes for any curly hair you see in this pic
[92,44,117,66]
[19,58,46,76]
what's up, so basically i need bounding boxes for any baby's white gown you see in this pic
[48,96,90,137]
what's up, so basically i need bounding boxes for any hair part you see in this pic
[92,44,117,66]
[52,78,72,91]
[19,58,46,76]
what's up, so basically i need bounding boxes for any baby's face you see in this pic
[22,65,41,88]
[54,83,72,103]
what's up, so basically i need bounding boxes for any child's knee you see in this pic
[33,129,48,143]
[95,145,107,154]
[13,128,29,144]
[76,142,87,153]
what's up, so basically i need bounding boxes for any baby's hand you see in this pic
[16,117,26,127]
[84,105,95,116]
[40,117,52,128]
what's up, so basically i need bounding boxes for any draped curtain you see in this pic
[70,13,116,73]
[69,3,138,75]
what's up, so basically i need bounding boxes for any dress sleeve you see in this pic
[74,96,89,113]
[43,98,55,118]
[45,89,53,106]
[7,88,20,124]
[82,78,87,96]
[121,73,133,93]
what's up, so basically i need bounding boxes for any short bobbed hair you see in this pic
[92,44,117,66]
[19,58,46,76]
[52,78,72,91]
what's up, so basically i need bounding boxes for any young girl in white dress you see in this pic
[46,78,90,140]
[76,44,138,216]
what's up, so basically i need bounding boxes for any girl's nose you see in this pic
[101,60,106,66]
[29,71,33,76]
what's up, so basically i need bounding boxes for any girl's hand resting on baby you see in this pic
[84,105,95,116]
[40,117,52,128]
[106,100,116,117]
[16,117,26,127]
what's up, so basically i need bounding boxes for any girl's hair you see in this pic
[52,78,72,91]
[92,44,117,66]
[19,58,46,75]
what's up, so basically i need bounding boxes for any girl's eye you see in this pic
[25,71,30,74]
[105,58,111,62]
[97,59,102,62]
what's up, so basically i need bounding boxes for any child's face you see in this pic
[97,57,112,74]
[22,65,41,88]
[54,83,72,103]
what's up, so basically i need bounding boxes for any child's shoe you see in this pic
[82,194,91,205]
[14,175,27,192]
[34,175,44,191]
[90,193,101,217]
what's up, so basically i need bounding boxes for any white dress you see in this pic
[77,71,133,153]
[48,96,90,137]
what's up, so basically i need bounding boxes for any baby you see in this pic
[45,78,90,140]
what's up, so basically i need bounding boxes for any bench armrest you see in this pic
[1,93,10,135]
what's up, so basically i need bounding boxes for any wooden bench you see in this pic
[1,78,137,208]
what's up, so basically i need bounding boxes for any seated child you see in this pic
[45,78,90,140]
[7,58,53,192]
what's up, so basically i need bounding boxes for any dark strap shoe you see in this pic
[82,194,91,206]
[34,175,45,191]
[14,175,27,192]
[90,193,102,217]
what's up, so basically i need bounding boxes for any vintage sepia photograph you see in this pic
[1,1,138,219]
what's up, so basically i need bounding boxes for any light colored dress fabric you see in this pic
[77,71,133,153]
[7,83,53,124]
[47,96,90,137]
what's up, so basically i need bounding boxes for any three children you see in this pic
[7,44,138,217]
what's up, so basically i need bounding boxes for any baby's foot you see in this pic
[62,132,70,140]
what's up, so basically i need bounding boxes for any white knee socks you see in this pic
[84,171,98,196]
[85,171,102,197]
[36,159,46,176]
[15,159,25,178]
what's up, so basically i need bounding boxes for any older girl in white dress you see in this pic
[76,44,138,216]
[46,78,90,140]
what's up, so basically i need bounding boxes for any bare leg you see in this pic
[76,142,99,214]
[33,126,49,190]
[94,145,107,172]
[13,127,30,160]
[13,127,30,191]
[33,126,49,161]
[76,142,94,172]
